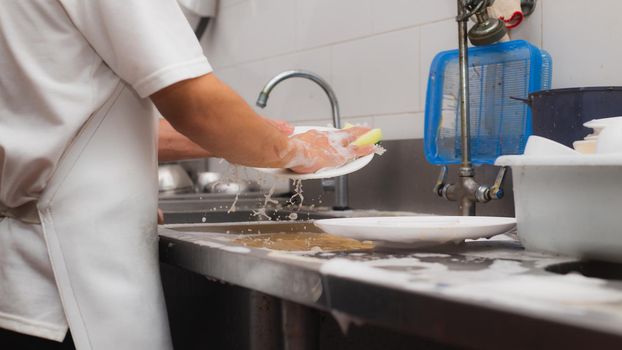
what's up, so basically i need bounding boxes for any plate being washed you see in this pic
[314,216,517,248]
[253,126,374,180]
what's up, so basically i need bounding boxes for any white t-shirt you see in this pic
[0,0,212,341]
[0,0,212,210]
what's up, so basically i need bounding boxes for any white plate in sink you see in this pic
[253,126,375,180]
[314,216,517,248]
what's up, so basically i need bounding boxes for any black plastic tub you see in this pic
[518,87,622,147]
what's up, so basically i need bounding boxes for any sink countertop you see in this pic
[159,221,622,349]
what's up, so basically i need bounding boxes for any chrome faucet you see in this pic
[256,70,350,210]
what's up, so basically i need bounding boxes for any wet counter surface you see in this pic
[159,221,622,349]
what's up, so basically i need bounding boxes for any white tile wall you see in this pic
[542,0,622,88]
[374,113,425,140]
[419,18,458,110]
[331,27,421,119]
[259,48,333,121]
[296,0,373,49]
[214,59,265,104]
[202,0,622,141]
[370,0,455,33]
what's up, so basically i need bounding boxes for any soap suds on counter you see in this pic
[412,253,452,258]
[448,273,622,305]
[320,256,622,321]
[366,258,447,272]
[220,246,251,254]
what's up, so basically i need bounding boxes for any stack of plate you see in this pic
[573,116,622,154]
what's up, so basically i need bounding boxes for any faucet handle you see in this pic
[433,166,449,197]
[489,166,508,200]
[476,165,508,202]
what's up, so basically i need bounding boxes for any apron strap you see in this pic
[0,202,41,224]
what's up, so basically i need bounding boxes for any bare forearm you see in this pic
[151,74,291,168]
[158,119,211,162]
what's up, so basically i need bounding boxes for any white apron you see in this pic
[32,82,172,349]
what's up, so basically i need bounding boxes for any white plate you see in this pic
[315,216,517,248]
[253,126,375,180]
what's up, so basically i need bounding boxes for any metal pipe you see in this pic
[457,0,477,216]
[457,1,472,170]
[257,70,349,210]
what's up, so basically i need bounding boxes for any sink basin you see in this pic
[163,209,337,225]
[159,190,336,224]
[165,221,323,234]
[163,221,372,252]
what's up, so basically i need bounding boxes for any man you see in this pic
[0,1,371,349]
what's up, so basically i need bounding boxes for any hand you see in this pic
[284,127,374,173]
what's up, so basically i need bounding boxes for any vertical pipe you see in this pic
[457,0,476,216]
[333,176,349,210]
[328,91,349,210]
[461,188,475,216]
[457,0,472,169]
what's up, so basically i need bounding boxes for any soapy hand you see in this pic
[284,127,375,173]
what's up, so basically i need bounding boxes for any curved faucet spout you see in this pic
[256,70,341,129]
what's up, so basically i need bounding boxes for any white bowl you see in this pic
[496,153,622,263]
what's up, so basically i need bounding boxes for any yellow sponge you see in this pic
[343,123,383,146]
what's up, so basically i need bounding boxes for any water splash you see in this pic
[289,179,304,210]
[227,193,239,213]
[251,184,278,221]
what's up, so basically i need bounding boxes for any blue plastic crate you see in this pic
[424,40,552,165]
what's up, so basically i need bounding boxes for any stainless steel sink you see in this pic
[159,191,421,226]
[163,209,337,225]
[159,188,338,225]
[165,220,323,234]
